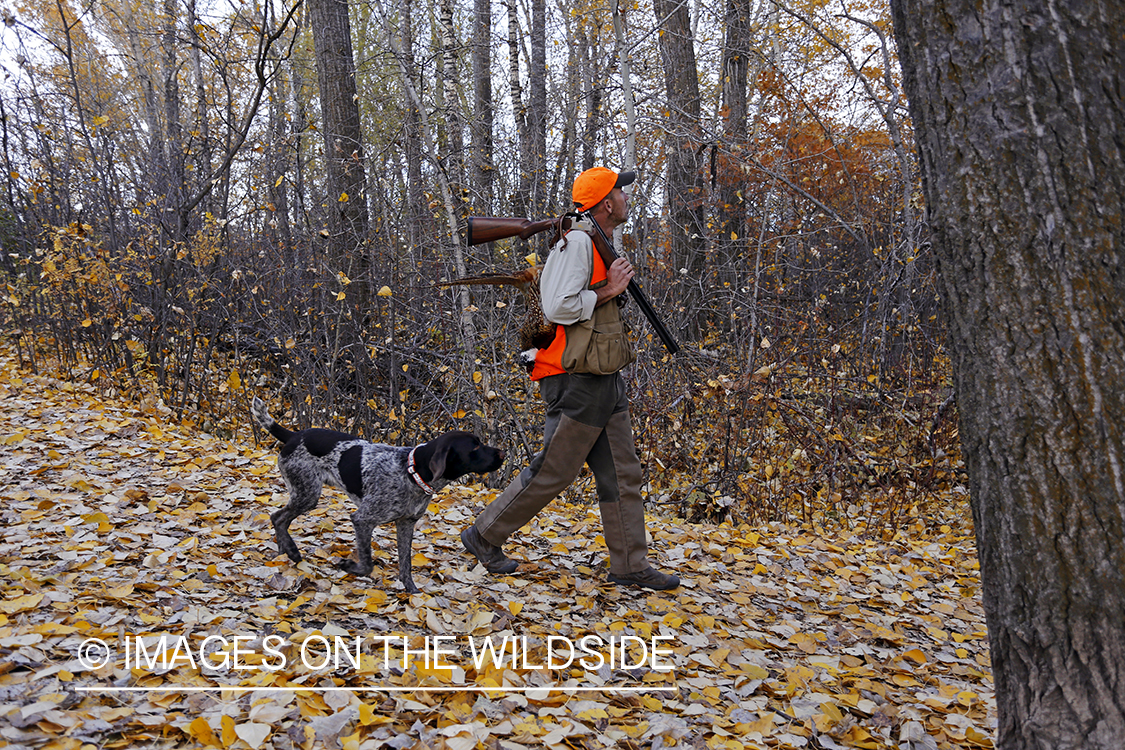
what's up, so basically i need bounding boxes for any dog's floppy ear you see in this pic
[427,442,450,480]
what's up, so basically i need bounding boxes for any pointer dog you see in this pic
[251,397,505,592]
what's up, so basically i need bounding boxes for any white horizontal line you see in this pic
[75,685,676,693]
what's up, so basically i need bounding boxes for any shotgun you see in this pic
[465,214,681,355]
[466,215,570,246]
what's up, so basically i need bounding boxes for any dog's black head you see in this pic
[423,432,505,482]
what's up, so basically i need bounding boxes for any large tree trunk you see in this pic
[307,0,370,271]
[527,0,547,214]
[471,0,493,214]
[653,0,706,335]
[718,0,751,290]
[890,1,1125,748]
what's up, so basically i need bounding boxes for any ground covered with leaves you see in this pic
[0,347,995,750]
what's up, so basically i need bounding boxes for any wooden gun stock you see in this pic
[466,216,571,246]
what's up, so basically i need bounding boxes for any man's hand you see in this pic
[595,257,634,307]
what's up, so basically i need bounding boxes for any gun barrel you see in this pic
[586,216,681,356]
[625,279,681,355]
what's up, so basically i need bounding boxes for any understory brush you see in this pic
[3,223,962,536]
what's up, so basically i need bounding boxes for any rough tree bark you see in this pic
[653,0,707,334]
[527,0,546,214]
[471,0,494,214]
[307,0,370,270]
[507,0,529,217]
[890,1,1125,747]
[718,0,751,287]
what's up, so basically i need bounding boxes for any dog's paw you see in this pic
[336,558,373,577]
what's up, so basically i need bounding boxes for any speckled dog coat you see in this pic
[251,397,505,592]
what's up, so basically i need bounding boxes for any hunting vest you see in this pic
[531,232,636,380]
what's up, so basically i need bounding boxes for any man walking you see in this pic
[461,167,680,591]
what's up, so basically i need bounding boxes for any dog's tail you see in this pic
[251,396,294,444]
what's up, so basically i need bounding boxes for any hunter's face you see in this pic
[606,187,629,226]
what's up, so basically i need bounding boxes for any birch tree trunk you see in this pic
[527,0,547,214]
[188,0,211,220]
[611,0,636,249]
[399,0,426,253]
[890,1,1125,747]
[376,1,477,346]
[578,20,601,173]
[508,0,529,217]
[266,60,293,251]
[438,0,466,199]
[120,11,164,207]
[288,20,312,253]
[611,1,636,172]
[162,0,186,242]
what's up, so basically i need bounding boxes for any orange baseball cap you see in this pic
[572,167,635,211]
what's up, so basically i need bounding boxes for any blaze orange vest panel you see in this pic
[530,237,607,381]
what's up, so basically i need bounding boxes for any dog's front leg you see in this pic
[395,517,421,594]
[338,509,376,579]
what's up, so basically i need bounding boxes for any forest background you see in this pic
[0,0,957,533]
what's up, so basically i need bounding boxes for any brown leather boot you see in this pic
[461,525,519,574]
[608,566,680,591]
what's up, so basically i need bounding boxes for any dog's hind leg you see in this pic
[272,473,322,563]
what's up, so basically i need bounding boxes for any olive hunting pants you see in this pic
[474,372,651,575]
